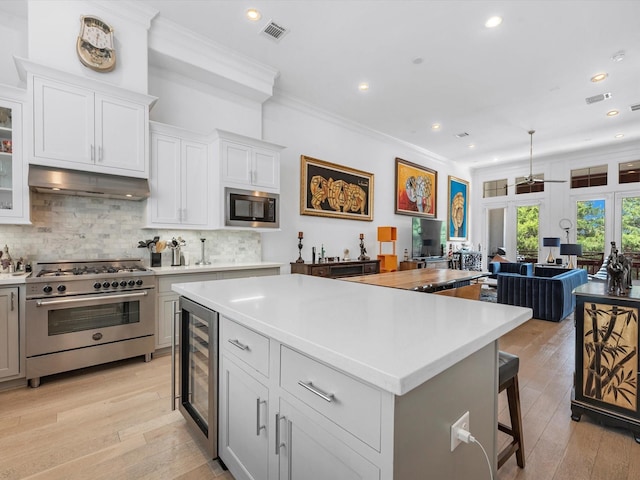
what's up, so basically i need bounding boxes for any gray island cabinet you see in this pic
[173,274,531,479]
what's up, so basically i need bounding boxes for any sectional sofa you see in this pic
[495,266,588,322]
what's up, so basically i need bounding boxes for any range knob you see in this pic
[135,279,143,286]
[57,285,66,293]
[128,280,135,287]
[111,281,119,288]
[94,282,102,289]
[43,285,53,293]
[119,280,127,287]
[102,281,110,288]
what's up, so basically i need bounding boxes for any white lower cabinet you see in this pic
[0,287,19,379]
[277,399,379,480]
[220,354,270,480]
[219,317,382,480]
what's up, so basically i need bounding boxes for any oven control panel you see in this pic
[26,277,151,299]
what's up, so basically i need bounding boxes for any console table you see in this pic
[290,260,380,278]
[571,282,640,443]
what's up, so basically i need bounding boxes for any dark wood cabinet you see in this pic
[290,260,380,278]
[571,283,640,443]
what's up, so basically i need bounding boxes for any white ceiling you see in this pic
[8,1,640,168]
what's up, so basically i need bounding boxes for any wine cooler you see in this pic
[177,296,219,458]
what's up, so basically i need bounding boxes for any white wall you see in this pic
[471,140,640,263]
[148,67,262,138]
[27,0,151,93]
[261,97,472,271]
[0,11,27,87]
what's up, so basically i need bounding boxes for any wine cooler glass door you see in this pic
[178,297,218,458]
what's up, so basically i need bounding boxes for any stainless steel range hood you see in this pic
[28,165,150,200]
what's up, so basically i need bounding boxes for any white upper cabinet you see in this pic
[147,122,210,229]
[18,59,156,179]
[0,89,29,225]
[216,130,283,193]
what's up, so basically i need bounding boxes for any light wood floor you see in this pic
[1,316,638,480]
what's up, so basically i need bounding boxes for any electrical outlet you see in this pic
[450,411,470,451]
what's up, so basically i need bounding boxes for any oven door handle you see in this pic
[35,290,149,307]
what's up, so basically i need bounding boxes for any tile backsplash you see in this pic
[1,193,261,266]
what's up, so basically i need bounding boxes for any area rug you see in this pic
[480,287,497,303]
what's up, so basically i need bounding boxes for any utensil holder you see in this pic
[151,252,162,267]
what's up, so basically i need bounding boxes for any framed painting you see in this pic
[448,176,469,241]
[395,158,437,218]
[300,155,374,221]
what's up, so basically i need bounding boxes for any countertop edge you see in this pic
[172,279,532,396]
[151,262,282,275]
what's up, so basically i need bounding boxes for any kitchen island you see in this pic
[173,274,532,479]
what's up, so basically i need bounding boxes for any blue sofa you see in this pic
[488,262,533,279]
[497,267,588,322]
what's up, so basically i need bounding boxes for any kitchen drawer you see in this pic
[310,266,329,277]
[221,316,269,378]
[280,346,382,450]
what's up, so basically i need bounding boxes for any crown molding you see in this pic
[268,91,451,167]
[148,16,278,103]
[88,0,159,29]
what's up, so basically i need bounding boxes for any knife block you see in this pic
[150,252,162,267]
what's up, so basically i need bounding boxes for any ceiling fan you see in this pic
[515,130,567,186]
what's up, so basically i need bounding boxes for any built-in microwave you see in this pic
[225,187,279,228]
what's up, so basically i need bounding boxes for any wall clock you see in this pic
[76,15,116,72]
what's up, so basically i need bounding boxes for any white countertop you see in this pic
[151,261,282,276]
[173,274,532,396]
[0,272,30,285]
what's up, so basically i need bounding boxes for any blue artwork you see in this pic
[448,176,469,241]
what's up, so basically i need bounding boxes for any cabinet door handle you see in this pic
[256,398,266,435]
[10,291,14,311]
[275,413,286,455]
[98,145,103,162]
[297,381,334,402]
[171,303,180,410]
[228,338,250,351]
[91,144,95,162]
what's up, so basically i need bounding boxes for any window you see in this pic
[621,196,640,252]
[571,165,607,188]
[483,179,507,198]
[576,199,605,254]
[516,205,539,262]
[619,160,640,184]
[515,175,544,194]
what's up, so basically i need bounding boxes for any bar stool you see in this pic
[498,351,525,469]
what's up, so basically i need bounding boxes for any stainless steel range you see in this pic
[25,259,156,387]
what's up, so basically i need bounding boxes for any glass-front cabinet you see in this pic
[0,92,28,224]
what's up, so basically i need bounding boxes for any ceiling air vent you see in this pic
[454,132,469,138]
[585,92,612,105]
[630,102,640,112]
[260,20,288,42]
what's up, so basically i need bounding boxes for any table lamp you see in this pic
[560,243,582,269]
[543,237,561,263]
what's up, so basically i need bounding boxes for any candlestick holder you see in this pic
[358,236,369,261]
[296,235,304,263]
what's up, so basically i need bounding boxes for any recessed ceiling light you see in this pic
[246,8,261,21]
[606,110,619,117]
[616,134,625,139]
[468,144,476,149]
[590,73,608,83]
[485,16,503,28]
[431,123,441,130]
[125,194,133,198]
[611,50,625,62]
[358,82,369,91]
